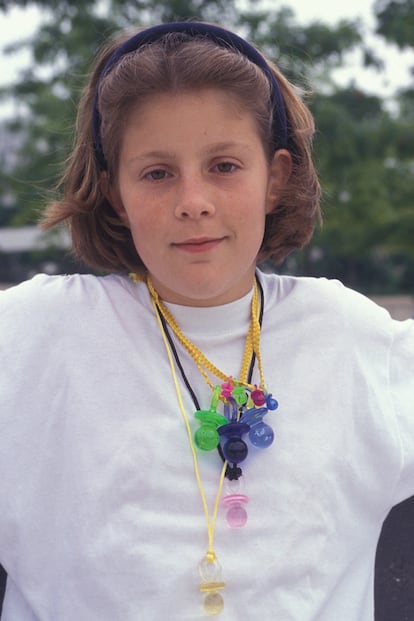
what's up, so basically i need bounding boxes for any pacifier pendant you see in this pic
[251,385,266,406]
[249,421,274,448]
[218,421,250,463]
[239,406,275,449]
[194,386,227,451]
[220,377,234,400]
[199,554,225,615]
[194,410,228,451]
[231,384,248,406]
[222,476,249,528]
[222,493,249,528]
[266,393,279,410]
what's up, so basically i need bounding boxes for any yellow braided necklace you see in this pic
[145,274,266,391]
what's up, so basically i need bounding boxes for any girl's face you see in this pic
[109,88,290,306]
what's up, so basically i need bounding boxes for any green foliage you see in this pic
[375,0,414,48]
[111,0,238,23]
[308,83,414,292]
[239,8,363,86]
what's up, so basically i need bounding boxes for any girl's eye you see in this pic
[214,162,238,174]
[144,169,170,181]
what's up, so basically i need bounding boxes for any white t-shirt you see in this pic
[0,271,413,621]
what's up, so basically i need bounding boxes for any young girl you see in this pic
[0,21,413,621]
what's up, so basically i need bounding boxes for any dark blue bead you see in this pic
[222,437,248,463]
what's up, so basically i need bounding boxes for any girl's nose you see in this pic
[174,177,216,219]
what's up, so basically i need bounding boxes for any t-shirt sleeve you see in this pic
[389,317,414,505]
[326,279,414,506]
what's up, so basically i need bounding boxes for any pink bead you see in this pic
[222,494,249,528]
[251,387,266,406]
[221,378,234,399]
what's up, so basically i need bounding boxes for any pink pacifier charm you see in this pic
[251,385,266,406]
[222,476,249,528]
[222,493,249,528]
[221,377,234,400]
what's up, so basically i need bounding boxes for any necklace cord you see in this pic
[154,276,263,411]
[151,297,227,560]
[146,276,265,390]
[157,308,201,411]
[246,277,264,384]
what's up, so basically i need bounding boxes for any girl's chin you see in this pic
[149,271,255,307]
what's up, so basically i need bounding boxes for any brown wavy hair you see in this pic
[40,27,321,273]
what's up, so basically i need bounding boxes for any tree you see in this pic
[375,0,414,49]
[304,81,414,292]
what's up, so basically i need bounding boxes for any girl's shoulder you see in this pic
[260,271,397,340]
[0,272,133,311]
[0,273,143,337]
[260,270,387,311]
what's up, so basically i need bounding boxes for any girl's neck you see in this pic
[148,268,257,308]
[163,288,253,337]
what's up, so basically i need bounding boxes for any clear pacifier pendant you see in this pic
[198,554,225,615]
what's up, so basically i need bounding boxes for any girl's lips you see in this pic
[173,237,224,253]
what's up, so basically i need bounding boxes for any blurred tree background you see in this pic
[0,0,413,291]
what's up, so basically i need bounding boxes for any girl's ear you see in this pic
[265,149,292,214]
[100,172,130,227]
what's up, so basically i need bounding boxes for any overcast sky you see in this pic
[0,0,413,105]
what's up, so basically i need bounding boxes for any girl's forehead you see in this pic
[124,89,257,135]
[127,87,248,116]
[118,89,265,162]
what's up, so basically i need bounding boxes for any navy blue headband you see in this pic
[92,22,288,170]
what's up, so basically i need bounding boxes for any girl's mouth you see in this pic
[173,237,224,253]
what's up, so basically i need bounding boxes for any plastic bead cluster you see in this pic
[194,379,278,463]
[194,379,278,530]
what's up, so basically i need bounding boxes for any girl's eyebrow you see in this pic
[127,142,253,165]
[127,150,176,164]
[204,141,253,155]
